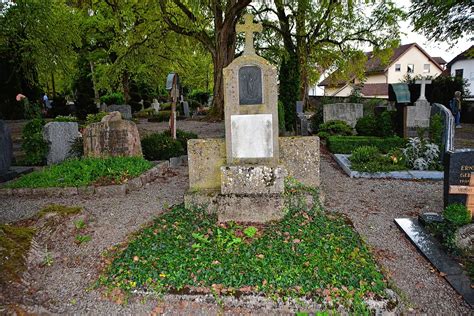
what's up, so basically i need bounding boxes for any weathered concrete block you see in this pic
[323,103,363,128]
[217,194,285,223]
[95,184,127,196]
[43,122,79,165]
[187,137,320,190]
[188,139,226,191]
[169,156,181,168]
[0,120,13,175]
[280,136,320,187]
[184,190,219,214]
[220,165,286,194]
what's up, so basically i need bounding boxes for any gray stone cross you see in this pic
[236,14,262,55]
[415,77,432,101]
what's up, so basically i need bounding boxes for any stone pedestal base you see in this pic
[221,165,286,194]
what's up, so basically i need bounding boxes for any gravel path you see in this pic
[320,152,472,314]
[1,123,472,313]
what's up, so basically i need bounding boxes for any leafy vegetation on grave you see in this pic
[327,136,406,154]
[0,224,36,284]
[402,137,441,171]
[349,146,407,173]
[162,129,198,152]
[20,118,48,166]
[37,204,82,218]
[141,133,184,161]
[317,120,353,139]
[355,111,396,138]
[52,115,79,122]
[85,112,108,125]
[426,204,473,282]
[429,113,443,151]
[5,157,152,188]
[99,181,388,312]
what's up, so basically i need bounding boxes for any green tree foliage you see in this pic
[409,0,474,45]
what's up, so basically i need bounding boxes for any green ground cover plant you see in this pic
[99,180,388,311]
[349,146,407,173]
[327,136,405,154]
[21,118,48,166]
[317,120,353,139]
[141,133,184,161]
[5,157,152,188]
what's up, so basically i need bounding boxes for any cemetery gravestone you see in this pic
[107,104,132,120]
[0,120,13,175]
[431,103,455,157]
[152,99,160,113]
[444,149,474,213]
[83,111,142,158]
[43,122,79,165]
[296,101,308,136]
[454,224,474,253]
[182,101,190,118]
[323,103,363,128]
[405,78,431,137]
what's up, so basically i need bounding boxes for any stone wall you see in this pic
[323,103,363,127]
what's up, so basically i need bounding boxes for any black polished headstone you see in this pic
[239,66,262,105]
[444,149,474,208]
[418,212,444,226]
[0,120,13,175]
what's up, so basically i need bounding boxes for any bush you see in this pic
[141,133,184,161]
[100,92,125,106]
[134,108,157,119]
[53,115,78,122]
[21,119,48,166]
[310,107,323,134]
[148,111,171,122]
[443,203,471,226]
[160,103,172,111]
[86,112,108,125]
[188,89,210,105]
[6,157,152,188]
[377,111,396,137]
[402,137,440,171]
[350,146,380,164]
[163,129,198,151]
[278,100,285,135]
[430,113,443,150]
[327,136,406,154]
[355,115,378,136]
[317,120,353,139]
[188,100,201,110]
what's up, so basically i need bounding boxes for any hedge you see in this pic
[327,136,406,154]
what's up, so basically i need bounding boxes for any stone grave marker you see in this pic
[296,101,308,136]
[107,104,132,120]
[323,103,363,128]
[152,99,160,113]
[454,223,474,253]
[296,101,303,114]
[43,122,79,165]
[0,120,13,175]
[431,103,455,159]
[405,78,432,137]
[444,149,474,212]
[182,101,190,118]
[83,111,142,158]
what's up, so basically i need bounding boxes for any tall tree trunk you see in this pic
[89,61,100,108]
[122,70,130,104]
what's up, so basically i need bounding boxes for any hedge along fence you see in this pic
[327,136,406,154]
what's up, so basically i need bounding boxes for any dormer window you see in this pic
[407,64,414,73]
[395,64,401,72]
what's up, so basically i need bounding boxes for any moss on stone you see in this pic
[37,204,82,218]
[0,224,35,284]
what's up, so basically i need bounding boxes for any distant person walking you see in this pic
[42,93,52,115]
[449,91,462,128]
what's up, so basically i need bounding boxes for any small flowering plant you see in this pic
[402,137,440,171]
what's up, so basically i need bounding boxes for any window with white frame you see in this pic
[423,64,430,73]
[395,64,401,72]
[407,64,414,73]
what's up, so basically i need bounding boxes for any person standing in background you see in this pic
[449,91,462,128]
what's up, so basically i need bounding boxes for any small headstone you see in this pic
[323,103,363,128]
[182,101,190,118]
[152,99,160,113]
[444,149,474,212]
[0,120,13,175]
[296,101,304,114]
[405,99,431,137]
[454,223,474,253]
[43,122,79,165]
[431,103,455,160]
[99,102,107,112]
[107,104,132,120]
[418,212,444,226]
[83,111,142,158]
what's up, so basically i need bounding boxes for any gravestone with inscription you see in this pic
[444,149,474,215]
[43,122,79,165]
[184,14,320,223]
[83,111,142,158]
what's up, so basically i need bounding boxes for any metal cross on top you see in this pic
[449,173,474,218]
[236,14,262,55]
[415,77,432,101]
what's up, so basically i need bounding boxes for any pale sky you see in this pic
[397,0,472,62]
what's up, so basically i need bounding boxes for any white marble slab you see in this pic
[231,114,273,158]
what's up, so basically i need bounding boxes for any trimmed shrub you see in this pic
[100,92,125,106]
[21,119,48,166]
[141,133,184,161]
[86,112,108,125]
[188,89,210,105]
[443,203,471,226]
[327,136,405,154]
[355,115,378,136]
[377,111,396,137]
[350,146,380,164]
[317,120,353,139]
[149,111,171,122]
[163,129,198,151]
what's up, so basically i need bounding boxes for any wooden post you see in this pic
[449,173,474,218]
[170,75,178,140]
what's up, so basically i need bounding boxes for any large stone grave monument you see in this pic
[0,120,13,176]
[43,122,79,165]
[184,14,320,223]
[83,111,142,157]
[404,77,431,137]
[323,103,363,128]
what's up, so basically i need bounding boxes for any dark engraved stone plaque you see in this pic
[239,66,262,105]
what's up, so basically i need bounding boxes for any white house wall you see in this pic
[450,60,474,96]
[387,47,442,83]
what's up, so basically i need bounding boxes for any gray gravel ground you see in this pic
[321,152,472,314]
[0,119,472,314]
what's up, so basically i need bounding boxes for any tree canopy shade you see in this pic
[409,0,474,45]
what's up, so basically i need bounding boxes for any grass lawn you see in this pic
[99,181,388,311]
[4,157,152,188]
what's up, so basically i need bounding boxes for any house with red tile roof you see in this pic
[318,43,444,98]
